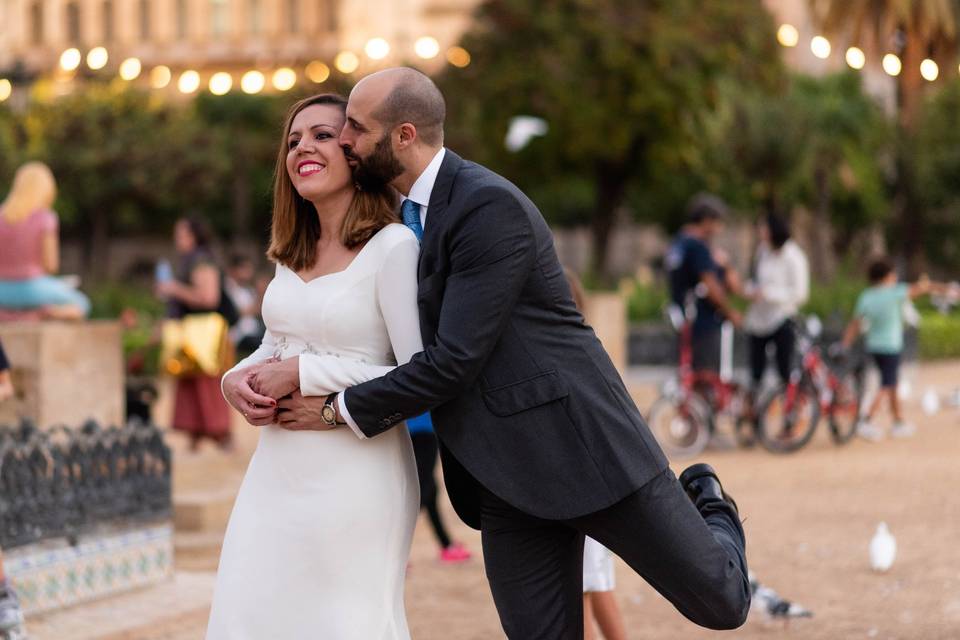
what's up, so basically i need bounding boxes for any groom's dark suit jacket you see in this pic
[345,150,668,528]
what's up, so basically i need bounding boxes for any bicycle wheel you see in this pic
[829,367,864,444]
[756,380,821,454]
[646,393,712,460]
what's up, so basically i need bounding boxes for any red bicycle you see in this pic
[647,308,753,459]
[753,317,865,453]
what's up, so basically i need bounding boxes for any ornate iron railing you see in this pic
[0,419,172,549]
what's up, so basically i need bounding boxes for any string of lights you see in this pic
[777,23,946,82]
[0,37,471,103]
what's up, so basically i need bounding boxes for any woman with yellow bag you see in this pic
[157,217,236,451]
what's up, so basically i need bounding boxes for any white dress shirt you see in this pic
[337,147,446,437]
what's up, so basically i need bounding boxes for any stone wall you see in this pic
[585,292,627,372]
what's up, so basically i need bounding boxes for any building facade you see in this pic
[0,0,480,92]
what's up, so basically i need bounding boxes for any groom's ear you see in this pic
[397,122,418,148]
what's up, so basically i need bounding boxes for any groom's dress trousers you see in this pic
[345,150,750,637]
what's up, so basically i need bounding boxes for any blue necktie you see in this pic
[401,199,423,242]
[400,198,427,427]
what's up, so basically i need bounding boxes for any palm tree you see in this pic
[810,0,960,274]
[810,0,959,128]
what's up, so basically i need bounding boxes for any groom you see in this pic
[281,68,749,638]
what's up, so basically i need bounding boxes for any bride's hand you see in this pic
[223,365,277,426]
[250,356,301,400]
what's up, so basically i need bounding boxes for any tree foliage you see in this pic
[912,79,960,271]
[437,0,783,280]
[700,72,891,278]
[22,84,227,274]
[810,0,960,274]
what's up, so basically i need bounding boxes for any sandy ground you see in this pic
[37,361,960,639]
[399,362,960,640]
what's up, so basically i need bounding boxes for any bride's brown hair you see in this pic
[267,94,398,271]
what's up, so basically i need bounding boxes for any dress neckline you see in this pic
[286,226,388,285]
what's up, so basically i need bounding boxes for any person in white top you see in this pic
[209,94,421,639]
[744,214,810,394]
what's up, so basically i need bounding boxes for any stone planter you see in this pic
[0,321,124,428]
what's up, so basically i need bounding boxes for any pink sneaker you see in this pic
[439,543,472,564]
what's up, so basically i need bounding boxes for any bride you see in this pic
[207,94,421,639]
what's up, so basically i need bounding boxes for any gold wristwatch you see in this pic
[321,392,345,426]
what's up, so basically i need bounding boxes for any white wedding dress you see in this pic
[206,224,421,639]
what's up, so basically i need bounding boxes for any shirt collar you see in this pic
[404,148,446,209]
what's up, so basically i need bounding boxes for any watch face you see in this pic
[321,405,336,424]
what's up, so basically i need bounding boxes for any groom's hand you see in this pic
[276,391,336,431]
[250,356,301,400]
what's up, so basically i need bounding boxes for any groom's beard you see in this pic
[350,133,404,191]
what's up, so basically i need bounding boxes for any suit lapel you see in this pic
[418,150,463,280]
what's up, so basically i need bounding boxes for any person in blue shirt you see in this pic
[842,258,956,441]
[407,412,472,563]
[665,194,743,372]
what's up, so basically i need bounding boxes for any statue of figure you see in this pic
[0,162,90,320]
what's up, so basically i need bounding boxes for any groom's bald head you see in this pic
[351,67,446,147]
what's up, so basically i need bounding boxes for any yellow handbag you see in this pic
[160,313,235,378]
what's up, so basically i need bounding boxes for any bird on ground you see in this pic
[870,522,897,572]
[749,573,813,626]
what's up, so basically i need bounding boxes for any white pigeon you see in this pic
[870,522,897,572]
[922,389,941,416]
[504,116,549,152]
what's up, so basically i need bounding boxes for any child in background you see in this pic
[564,269,627,640]
[842,258,956,441]
[582,538,627,640]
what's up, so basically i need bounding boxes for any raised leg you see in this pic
[570,468,750,631]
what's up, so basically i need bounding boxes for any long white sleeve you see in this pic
[300,232,423,438]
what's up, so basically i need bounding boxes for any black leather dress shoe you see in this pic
[679,463,739,514]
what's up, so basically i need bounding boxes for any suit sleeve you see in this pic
[343,188,537,438]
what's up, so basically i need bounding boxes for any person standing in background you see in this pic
[224,254,265,356]
[744,214,809,400]
[407,412,472,564]
[564,268,628,640]
[842,259,955,441]
[0,162,90,319]
[665,194,742,373]
[157,217,234,451]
